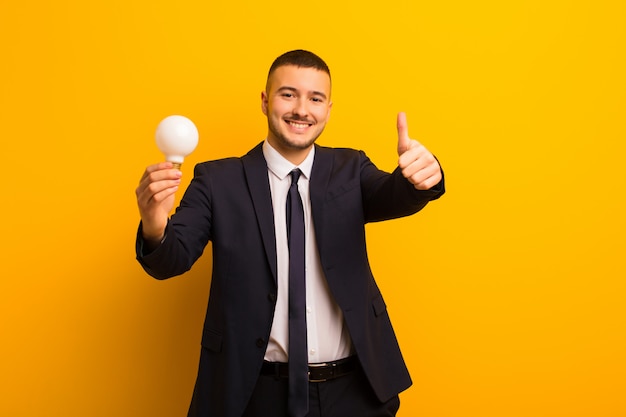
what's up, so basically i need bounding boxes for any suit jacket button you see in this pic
[268,293,277,302]
[256,338,266,348]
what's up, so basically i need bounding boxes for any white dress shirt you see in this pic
[262,141,354,364]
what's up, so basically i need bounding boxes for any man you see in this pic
[135,50,444,417]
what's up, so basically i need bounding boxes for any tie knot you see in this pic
[290,169,301,185]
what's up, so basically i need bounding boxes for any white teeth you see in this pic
[288,121,309,129]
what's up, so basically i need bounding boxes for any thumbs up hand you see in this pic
[397,112,442,190]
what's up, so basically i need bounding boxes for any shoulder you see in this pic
[315,144,363,156]
[315,144,369,166]
[195,156,242,170]
[193,141,265,174]
[191,157,244,180]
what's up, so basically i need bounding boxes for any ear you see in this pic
[261,91,268,116]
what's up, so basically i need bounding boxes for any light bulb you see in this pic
[155,115,199,169]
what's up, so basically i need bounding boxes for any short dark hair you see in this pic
[266,49,331,87]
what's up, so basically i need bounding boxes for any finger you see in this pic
[401,156,442,190]
[136,165,182,202]
[137,174,181,204]
[139,162,177,183]
[412,168,442,190]
[139,162,183,184]
[146,184,179,205]
[397,112,410,156]
[398,140,423,169]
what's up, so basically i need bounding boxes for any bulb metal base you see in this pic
[172,162,182,170]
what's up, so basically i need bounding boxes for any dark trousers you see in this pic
[242,366,400,417]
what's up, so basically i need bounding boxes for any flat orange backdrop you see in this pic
[1,1,625,416]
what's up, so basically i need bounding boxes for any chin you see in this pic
[289,137,318,150]
[275,132,316,150]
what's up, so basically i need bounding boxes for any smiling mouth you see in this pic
[285,120,313,129]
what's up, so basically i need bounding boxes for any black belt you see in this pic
[261,356,358,383]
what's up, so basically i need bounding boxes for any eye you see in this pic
[281,93,294,98]
[311,97,324,103]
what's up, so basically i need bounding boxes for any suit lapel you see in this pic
[242,143,278,284]
[309,145,333,242]
[241,144,334,285]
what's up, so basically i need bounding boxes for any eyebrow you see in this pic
[276,86,328,100]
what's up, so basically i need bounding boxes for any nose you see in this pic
[292,98,308,118]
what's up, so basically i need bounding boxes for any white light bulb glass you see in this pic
[155,115,199,168]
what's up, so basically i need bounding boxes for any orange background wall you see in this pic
[1,1,624,416]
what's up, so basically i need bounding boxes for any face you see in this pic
[261,65,332,163]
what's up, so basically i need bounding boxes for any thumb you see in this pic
[397,112,410,156]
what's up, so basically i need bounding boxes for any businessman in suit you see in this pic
[135,50,444,417]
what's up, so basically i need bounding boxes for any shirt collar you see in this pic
[263,140,315,180]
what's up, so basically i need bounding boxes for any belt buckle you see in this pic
[308,362,335,383]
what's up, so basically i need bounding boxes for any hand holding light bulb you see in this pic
[155,115,199,169]
[135,115,199,245]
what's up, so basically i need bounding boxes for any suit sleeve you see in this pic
[136,162,214,280]
[359,151,445,223]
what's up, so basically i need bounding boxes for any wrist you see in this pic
[140,221,167,245]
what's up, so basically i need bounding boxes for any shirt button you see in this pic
[306,307,312,314]
[309,348,316,356]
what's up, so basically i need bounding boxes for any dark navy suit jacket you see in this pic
[137,142,445,417]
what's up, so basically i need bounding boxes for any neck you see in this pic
[267,138,313,165]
